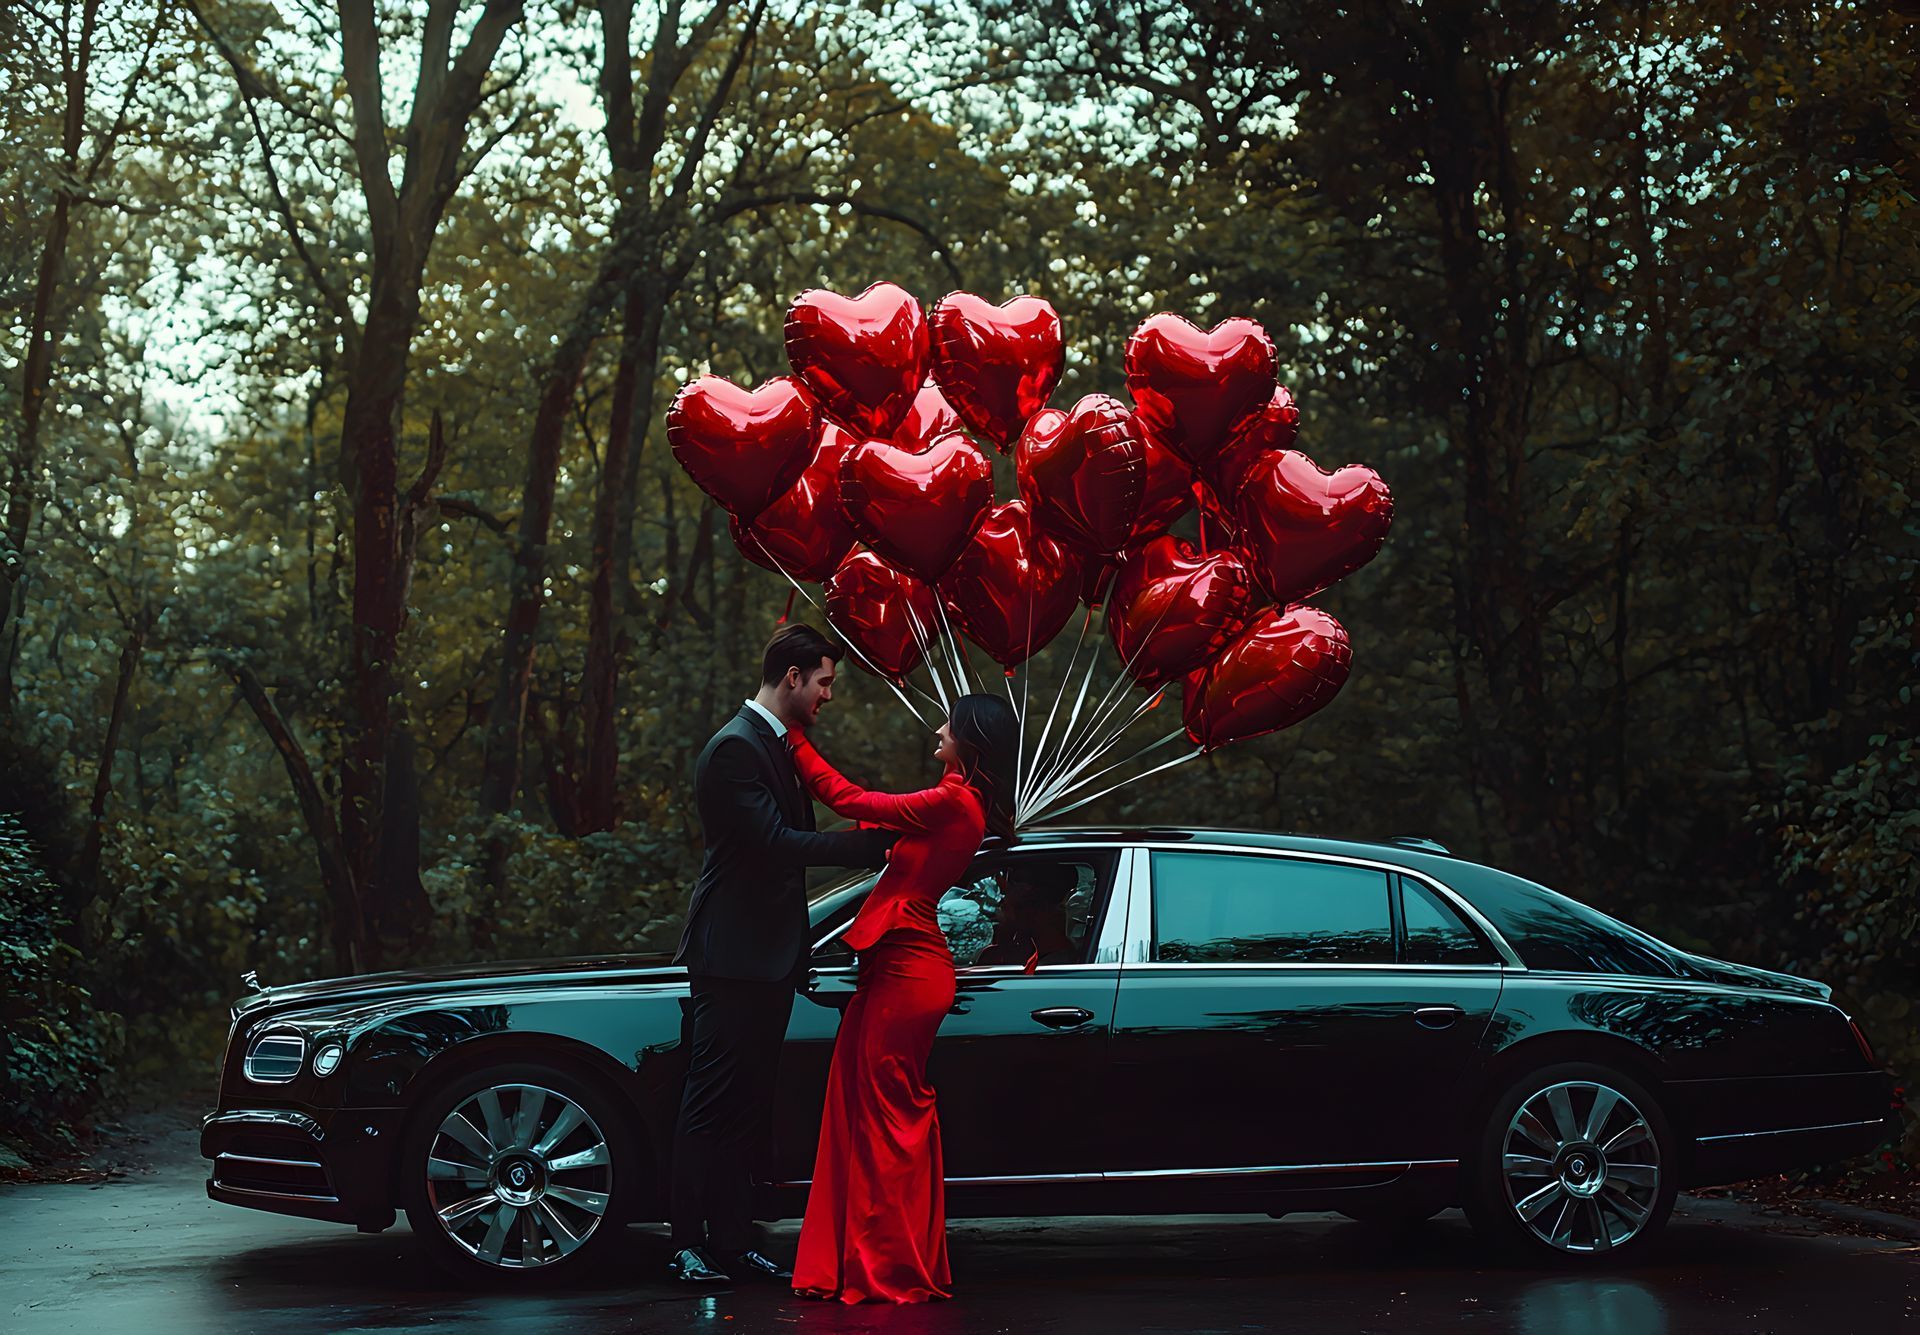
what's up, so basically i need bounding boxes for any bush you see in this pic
[422,815,697,963]
[1771,725,1919,1164]
[0,814,122,1160]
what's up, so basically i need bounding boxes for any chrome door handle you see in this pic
[1414,1005,1463,1029]
[1031,1006,1094,1030]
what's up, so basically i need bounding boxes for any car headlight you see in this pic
[243,1031,306,1083]
[311,1043,344,1077]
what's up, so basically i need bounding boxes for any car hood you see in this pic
[232,952,686,1022]
[1677,952,1831,1002]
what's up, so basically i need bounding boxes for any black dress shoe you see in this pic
[727,1249,794,1282]
[667,1246,730,1284]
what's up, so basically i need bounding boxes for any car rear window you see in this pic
[1456,870,1681,977]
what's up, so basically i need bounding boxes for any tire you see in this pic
[1463,1060,1677,1265]
[399,1060,638,1281]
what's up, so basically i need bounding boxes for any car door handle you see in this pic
[1414,1005,1464,1029]
[1031,1007,1094,1030]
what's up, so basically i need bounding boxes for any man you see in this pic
[667,624,893,1285]
[977,864,1082,968]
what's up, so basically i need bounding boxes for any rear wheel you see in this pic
[400,1061,637,1280]
[1464,1061,1676,1264]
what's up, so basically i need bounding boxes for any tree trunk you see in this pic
[578,285,666,832]
[477,252,634,819]
[223,656,364,974]
[0,189,75,708]
[77,627,142,920]
[1417,17,1565,882]
[337,282,417,960]
[219,0,526,962]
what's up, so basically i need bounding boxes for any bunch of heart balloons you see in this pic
[667,281,1393,752]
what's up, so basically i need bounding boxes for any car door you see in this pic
[1106,846,1504,1174]
[771,847,1126,1184]
[927,847,1124,1179]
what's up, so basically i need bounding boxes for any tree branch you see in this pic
[183,0,355,340]
[337,0,399,246]
[712,190,964,287]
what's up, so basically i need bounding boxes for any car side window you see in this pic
[1151,852,1394,964]
[939,853,1114,968]
[1399,877,1499,965]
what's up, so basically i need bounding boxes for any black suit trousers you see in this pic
[669,972,796,1251]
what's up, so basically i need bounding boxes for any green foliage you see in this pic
[423,816,692,962]
[1769,666,1920,1159]
[0,815,121,1156]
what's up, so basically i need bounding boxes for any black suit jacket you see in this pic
[672,706,890,983]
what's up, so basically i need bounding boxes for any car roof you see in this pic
[1007,825,1456,867]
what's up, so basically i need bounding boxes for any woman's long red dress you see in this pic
[786,730,986,1304]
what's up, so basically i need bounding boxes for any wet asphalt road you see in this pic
[3,1119,1916,1334]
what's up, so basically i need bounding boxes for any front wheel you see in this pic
[400,1061,638,1280]
[1464,1061,1676,1264]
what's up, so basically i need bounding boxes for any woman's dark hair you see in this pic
[761,623,842,687]
[948,693,1019,838]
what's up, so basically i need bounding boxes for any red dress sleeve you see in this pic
[789,731,959,832]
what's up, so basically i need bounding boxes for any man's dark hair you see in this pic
[761,623,843,687]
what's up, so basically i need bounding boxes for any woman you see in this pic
[787,692,1017,1304]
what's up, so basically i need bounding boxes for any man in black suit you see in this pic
[667,624,892,1285]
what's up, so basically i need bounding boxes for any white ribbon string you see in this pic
[1031,744,1204,823]
[1026,684,1174,815]
[1024,583,1184,810]
[1018,606,1092,815]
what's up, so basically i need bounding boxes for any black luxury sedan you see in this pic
[203,828,1897,1278]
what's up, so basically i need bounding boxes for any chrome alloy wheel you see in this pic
[1500,1079,1660,1254]
[423,1083,613,1268]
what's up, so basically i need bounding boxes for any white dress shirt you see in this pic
[743,697,788,739]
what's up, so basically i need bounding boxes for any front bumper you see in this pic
[201,1106,404,1231]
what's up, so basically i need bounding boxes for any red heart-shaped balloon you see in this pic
[1125,314,1276,468]
[731,423,857,582]
[1125,432,1197,547]
[1015,394,1146,555]
[667,373,818,522]
[929,292,1064,450]
[1106,536,1257,687]
[785,282,929,438]
[938,500,1086,670]
[1235,450,1394,604]
[824,549,938,682]
[892,379,963,448]
[1206,385,1300,503]
[1182,605,1351,750]
[838,429,993,582]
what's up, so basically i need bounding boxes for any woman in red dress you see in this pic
[787,693,1017,1304]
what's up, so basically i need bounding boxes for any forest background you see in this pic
[2,0,1914,1171]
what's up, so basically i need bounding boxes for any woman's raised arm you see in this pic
[789,730,955,832]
